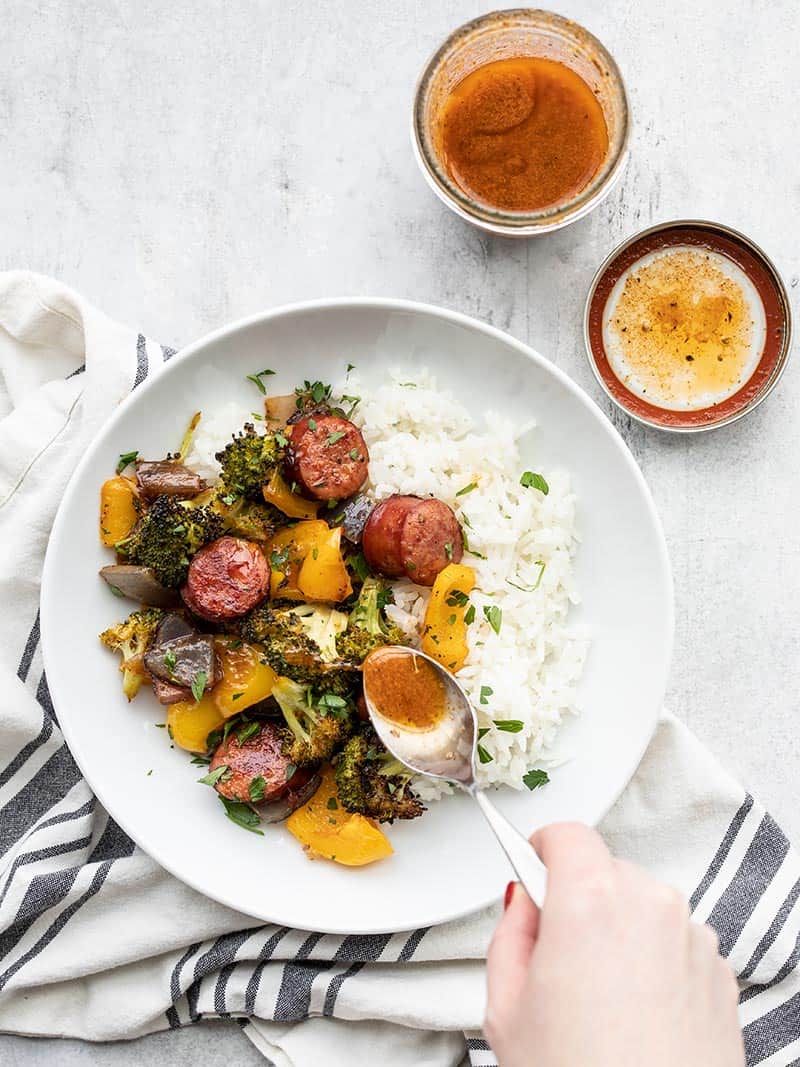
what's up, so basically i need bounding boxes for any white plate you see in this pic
[41,299,673,934]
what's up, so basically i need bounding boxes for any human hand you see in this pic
[485,823,744,1067]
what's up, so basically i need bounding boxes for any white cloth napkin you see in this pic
[1,271,799,1067]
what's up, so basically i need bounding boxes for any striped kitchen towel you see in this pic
[1,271,798,1066]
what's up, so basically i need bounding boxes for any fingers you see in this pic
[486,882,540,1023]
[530,822,615,896]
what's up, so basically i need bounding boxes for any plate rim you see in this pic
[40,296,674,933]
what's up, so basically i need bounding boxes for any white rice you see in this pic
[188,369,589,801]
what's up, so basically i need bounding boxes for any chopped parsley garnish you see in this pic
[218,795,264,834]
[191,671,207,703]
[463,533,486,559]
[447,613,456,625]
[523,768,550,790]
[349,552,370,582]
[520,471,549,495]
[231,692,244,702]
[446,590,469,607]
[108,584,124,598]
[349,448,360,461]
[483,605,502,635]
[479,685,493,705]
[346,362,356,373]
[248,776,267,803]
[506,562,546,594]
[270,544,291,571]
[326,796,339,811]
[326,430,346,446]
[456,482,478,497]
[444,542,453,561]
[205,725,224,750]
[340,394,361,418]
[190,754,211,766]
[116,449,139,474]
[274,431,288,447]
[197,764,230,786]
[464,604,476,625]
[477,745,493,764]
[494,720,524,733]
[310,381,329,404]
[318,693,347,711]
[308,417,317,431]
[237,721,260,745]
[163,650,177,674]
[246,368,275,394]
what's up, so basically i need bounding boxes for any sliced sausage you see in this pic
[362,495,463,586]
[284,414,369,501]
[260,771,321,823]
[362,495,422,577]
[135,460,207,500]
[398,498,464,586]
[182,536,269,622]
[209,721,308,804]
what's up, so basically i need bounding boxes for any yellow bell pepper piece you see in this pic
[421,563,476,673]
[287,765,393,866]
[99,476,139,547]
[262,469,319,520]
[167,692,225,753]
[213,639,279,717]
[268,520,331,600]
[298,525,352,603]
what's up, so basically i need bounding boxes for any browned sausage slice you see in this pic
[182,536,269,621]
[209,721,310,804]
[398,499,464,586]
[285,415,369,501]
[362,495,421,577]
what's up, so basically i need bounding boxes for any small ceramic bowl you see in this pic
[583,220,792,433]
[411,9,630,236]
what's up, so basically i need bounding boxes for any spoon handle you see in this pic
[473,790,548,907]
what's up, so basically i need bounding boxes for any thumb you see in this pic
[486,883,540,1016]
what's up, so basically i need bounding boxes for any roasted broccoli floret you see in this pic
[271,676,354,766]
[242,604,357,696]
[99,608,164,700]
[215,423,283,502]
[335,726,425,823]
[115,494,223,588]
[213,492,280,543]
[335,577,408,663]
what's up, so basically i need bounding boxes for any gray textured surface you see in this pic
[2,0,799,1061]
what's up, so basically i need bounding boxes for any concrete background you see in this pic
[2,0,798,1061]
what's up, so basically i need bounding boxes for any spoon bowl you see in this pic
[363,645,549,905]
[363,645,478,785]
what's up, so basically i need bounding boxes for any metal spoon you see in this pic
[362,646,548,907]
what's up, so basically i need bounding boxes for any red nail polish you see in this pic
[504,881,516,910]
